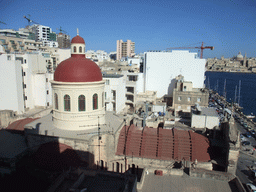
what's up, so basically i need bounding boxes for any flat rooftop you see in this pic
[140,170,239,192]
[193,107,218,117]
[24,111,124,140]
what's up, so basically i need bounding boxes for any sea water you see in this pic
[205,71,256,117]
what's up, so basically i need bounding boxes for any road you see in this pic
[237,151,256,184]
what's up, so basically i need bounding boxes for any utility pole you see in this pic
[124,117,127,172]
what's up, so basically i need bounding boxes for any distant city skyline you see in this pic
[1,0,255,58]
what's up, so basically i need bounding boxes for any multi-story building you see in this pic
[0,52,53,114]
[103,74,126,114]
[172,75,209,117]
[85,50,109,62]
[122,71,141,113]
[57,33,71,49]
[143,50,206,98]
[0,34,42,53]
[0,29,29,39]
[30,25,58,47]
[116,39,135,60]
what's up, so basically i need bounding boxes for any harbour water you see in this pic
[205,71,256,118]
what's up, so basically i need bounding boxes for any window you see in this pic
[23,72,26,76]
[47,90,49,95]
[93,94,98,110]
[23,83,26,89]
[197,97,201,102]
[178,96,181,101]
[102,92,104,107]
[78,95,85,111]
[73,46,76,53]
[55,93,58,110]
[64,94,71,111]
[106,79,110,85]
[24,59,26,63]
[46,78,48,82]
[184,86,187,91]
[188,97,191,102]
[79,46,82,53]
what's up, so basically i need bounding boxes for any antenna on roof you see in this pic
[77,28,79,36]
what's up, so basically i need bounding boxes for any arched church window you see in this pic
[79,46,82,53]
[55,93,58,110]
[78,95,85,111]
[73,46,76,53]
[93,94,98,110]
[64,94,71,111]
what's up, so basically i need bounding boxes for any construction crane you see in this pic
[167,42,214,59]
[56,26,68,34]
[0,21,7,25]
[23,15,39,26]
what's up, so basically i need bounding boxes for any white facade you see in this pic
[58,49,71,65]
[0,52,54,113]
[42,41,58,48]
[103,74,126,114]
[32,25,58,48]
[33,73,53,107]
[0,54,24,113]
[51,81,105,130]
[85,50,109,62]
[33,25,52,42]
[191,107,219,129]
[143,51,206,98]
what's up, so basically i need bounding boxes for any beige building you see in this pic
[116,39,135,60]
[172,75,209,116]
[206,52,256,72]
[57,33,71,49]
[0,35,42,53]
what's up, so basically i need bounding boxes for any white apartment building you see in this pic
[143,50,206,98]
[0,52,53,114]
[103,74,126,114]
[32,25,58,48]
[0,54,24,113]
[85,50,109,62]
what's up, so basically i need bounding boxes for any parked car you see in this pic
[240,134,246,140]
[242,141,251,146]
[251,130,256,135]
[246,183,256,192]
[244,132,252,138]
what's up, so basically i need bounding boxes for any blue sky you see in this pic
[1,0,255,58]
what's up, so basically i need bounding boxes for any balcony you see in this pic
[126,87,134,94]
[126,81,136,86]
[126,95,134,103]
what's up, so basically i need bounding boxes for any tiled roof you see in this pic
[6,118,39,131]
[116,125,211,162]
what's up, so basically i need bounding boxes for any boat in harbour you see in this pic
[247,113,255,119]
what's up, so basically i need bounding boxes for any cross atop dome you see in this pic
[70,30,86,56]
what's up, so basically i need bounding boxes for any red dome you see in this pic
[54,55,102,82]
[71,35,85,44]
